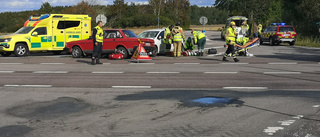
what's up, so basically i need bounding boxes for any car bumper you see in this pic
[133,46,156,55]
[277,38,295,43]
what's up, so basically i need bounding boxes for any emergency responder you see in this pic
[184,37,194,51]
[171,22,185,57]
[191,30,206,56]
[223,21,239,62]
[241,21,250,36]
[258,22,263,36]
[92,21,104,65]
[164,25,174,55]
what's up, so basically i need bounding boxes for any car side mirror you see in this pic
[32,32,38,36]
[158,36,162,40]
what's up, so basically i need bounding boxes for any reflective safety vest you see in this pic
[192,31,206,44]
[173,26,184,42]
[95,26,104,43]
[226,27,236,45]
[258,24,263,33]
[184,41,195,50]
[164,27,173,44]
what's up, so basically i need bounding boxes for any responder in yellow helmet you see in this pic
[191,30,206,56]
[164,25,174,55]
[171,22,185,57]
[92,21,104,65]
[223,21,239,62]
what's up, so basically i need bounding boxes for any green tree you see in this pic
[39,2,53,14]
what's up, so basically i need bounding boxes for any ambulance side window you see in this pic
[57,21,80,29]
[33,27,47,35]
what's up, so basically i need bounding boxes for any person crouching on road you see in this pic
[164,25,174,55]
[184,37,195,51]
[191,30,206,56]
[92,21,104,65]
[171,22,185,58]
[223,21,239,62]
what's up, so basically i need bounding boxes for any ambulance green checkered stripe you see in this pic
[41,36,52,42]
[31,43,41,48]
[68,35,80,38]
[56,42,64,47]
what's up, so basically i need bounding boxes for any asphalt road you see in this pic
[0,31,319,137]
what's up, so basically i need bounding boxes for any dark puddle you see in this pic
[0,125,32,137]
[183,96,244,107]
[7,97,90,119]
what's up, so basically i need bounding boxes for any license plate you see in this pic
[283,34,290,36]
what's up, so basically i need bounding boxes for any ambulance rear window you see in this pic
[279,27,294,32]
[57,21,80,29]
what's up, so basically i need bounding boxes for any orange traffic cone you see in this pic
[131,39,152,61]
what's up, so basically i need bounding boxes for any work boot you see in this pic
[234,58,240,62]
[91,58,96,65]
[96,59,103,64]
[222,57,229,62]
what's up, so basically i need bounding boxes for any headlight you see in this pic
[4,38,11,42]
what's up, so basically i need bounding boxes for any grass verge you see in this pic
[295,36,320,47]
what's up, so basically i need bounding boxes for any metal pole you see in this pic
[158,0,161,29]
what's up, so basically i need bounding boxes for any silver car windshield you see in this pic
[138,31,159,38]
[15,27,34,34]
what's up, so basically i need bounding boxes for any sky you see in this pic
[0,0,215,13]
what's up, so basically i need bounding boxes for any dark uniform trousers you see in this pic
[92,42,102,59]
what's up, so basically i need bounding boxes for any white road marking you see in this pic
[207,52,224,56]
[263,127,284,135]
[33,71,68,74]
[147,72,180,74]
[174,63,200,65]
[220,62,249,65]
[263,72,301,75]
[278,120,295,126]
[4,85,52,88]
[0,71,14,73]
[293,115,304,119]
[40,63,65,65]
[129,63,155,65]
[268,62,297,65]
[223,87,268,90]
[92,72,124,74]
[0,63,23,65]
[112,86,151,89]
[204,72,238,74]
[312,105,320,108]
[103,63,111,65]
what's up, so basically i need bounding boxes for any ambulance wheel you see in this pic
[289,42,295,46]
[14,43,28,57]
[117,47,128,59]
[52,51,62,55]
[71,46,83,58]
[151,46,158,57]
[0,52,12,57]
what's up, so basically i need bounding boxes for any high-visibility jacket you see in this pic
[173,26,184,42]
[95,26,104,43]
[258,24,263,33]
[164,27,173,44]
[225,27,236,45]
[241,24,250,31]
[192,31,206,44]
[184,37,195,50]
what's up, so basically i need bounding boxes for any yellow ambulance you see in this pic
[0,14,91,57]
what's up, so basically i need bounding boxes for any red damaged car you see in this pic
[66,29,156,58]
